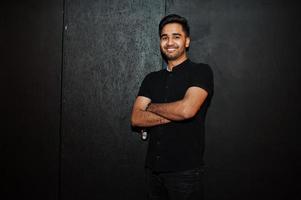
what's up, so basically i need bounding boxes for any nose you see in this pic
[167,38,174,46]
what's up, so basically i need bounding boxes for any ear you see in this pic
[185,37,191,48]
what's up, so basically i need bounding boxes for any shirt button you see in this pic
[165,85,168,89]
[156,155,160,159]
[156,141,160,145]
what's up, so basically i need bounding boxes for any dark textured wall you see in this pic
[2,0,300,200]
[166,0,301,199]
[1,1,63,199]
[61,0,164,199]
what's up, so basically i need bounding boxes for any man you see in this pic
[131,14,214,200]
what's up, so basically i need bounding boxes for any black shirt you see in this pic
[138,59,214,172]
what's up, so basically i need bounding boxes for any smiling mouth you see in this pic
[166,48,177,53]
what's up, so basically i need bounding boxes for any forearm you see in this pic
[147,100,192,121]
[131,109,171,128]
[135,87,207,122]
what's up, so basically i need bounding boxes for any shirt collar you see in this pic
[166,59,190,72]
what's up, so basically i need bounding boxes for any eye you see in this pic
[161,36,168,41]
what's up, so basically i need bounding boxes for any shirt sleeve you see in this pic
[190,64,214,96]
[137,73,152,99]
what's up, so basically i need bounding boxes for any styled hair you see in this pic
[159,14,190,37]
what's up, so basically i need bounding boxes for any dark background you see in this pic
[1,0,300,199]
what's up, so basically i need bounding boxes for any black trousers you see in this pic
[146,167,205,200]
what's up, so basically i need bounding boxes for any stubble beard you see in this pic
[161,47,185,61]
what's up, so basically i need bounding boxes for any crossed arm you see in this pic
[131,86,208,128]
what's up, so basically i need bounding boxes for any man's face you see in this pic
[160,23,190,61]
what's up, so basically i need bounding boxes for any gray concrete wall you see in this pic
[61,0,164,199]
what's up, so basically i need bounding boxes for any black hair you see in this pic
[159,14,190,37]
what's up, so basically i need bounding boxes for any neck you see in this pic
[167,53,188,71]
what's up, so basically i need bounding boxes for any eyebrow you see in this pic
[160,33,182,37]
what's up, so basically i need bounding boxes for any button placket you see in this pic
[164,72,172,102]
